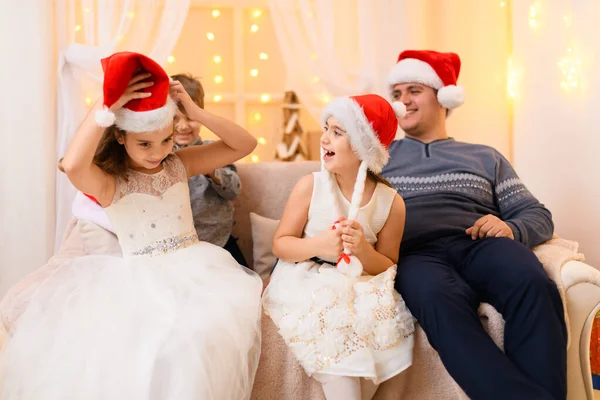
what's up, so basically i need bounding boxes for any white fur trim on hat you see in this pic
[387,58,444,94]
[114,96,177,133]
[321,97,389,173]
[387,58,465,110]
[95,107,116,128]
[437,85,465,109]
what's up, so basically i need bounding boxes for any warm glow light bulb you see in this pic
[213,94,223,102]
[250,69,259,77]
[207,32,215,41]
[259,53,269,60]
[212,9,220,18]
[258,137,267,145]
[167,55,176,64]
[214,75,223,84]
[260,94,270,103]
[213,55,222,64]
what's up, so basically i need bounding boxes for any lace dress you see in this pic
[0,154,263,400]
[263,171,414,384]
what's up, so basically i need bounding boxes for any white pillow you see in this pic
[78,220,122,256]
[249,212,280,280]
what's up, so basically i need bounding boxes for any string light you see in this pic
[250,24,259,33]
[506,58,521,99]
[206,32,215,41]
[212,9,220,18]
[311,53,318,60]
[117,35,123,42]
[167,55,176,64]
[75,25,82,32]
[252,9,262,18]
[260,94,270,103]
[312,76,320,83]
[563,13,572,28]
[529,2,541,28]
[322,95,331,104]
[258,137,267,145]
[214,75,223,84]
[213,94,223,102]
[558,46,582,92]
[85,97,92,106]
[251,154,260,163]
[499,1,506,7]
[259,52,269,60]
[84,7,91,12]
[253,112,262,121]
[213,55,222,64]
[250,69,259,77]
[127,11,135,18]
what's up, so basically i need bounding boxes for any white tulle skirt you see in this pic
[0,242,262,400]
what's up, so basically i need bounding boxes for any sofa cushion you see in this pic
[250,212,280,279]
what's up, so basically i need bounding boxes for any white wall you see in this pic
[511,1,600,266]
[0,1,56,296]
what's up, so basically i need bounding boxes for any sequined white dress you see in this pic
[0,154,263,400]
[262,171,415,384]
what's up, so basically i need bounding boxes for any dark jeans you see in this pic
[224,235,248,268]
[395,235,567,400]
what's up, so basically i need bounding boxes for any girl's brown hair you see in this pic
[58,125,129,179]
[367,170,393,188]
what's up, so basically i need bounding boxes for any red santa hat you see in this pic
[321,94,405,174]
[95,51,176,133]
[320,94,405,277]
[387,50,465,109]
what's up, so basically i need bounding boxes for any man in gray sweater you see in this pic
[382,50,566,400]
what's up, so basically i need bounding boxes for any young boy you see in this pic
[170,74,247,266]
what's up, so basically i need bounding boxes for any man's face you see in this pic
[391,83,446,137]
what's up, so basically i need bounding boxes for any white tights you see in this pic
[321,376,380,400]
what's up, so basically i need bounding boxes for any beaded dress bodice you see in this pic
[104,154,199,258]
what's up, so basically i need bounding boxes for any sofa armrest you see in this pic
[562,260,600,290]
[563,260,600,400]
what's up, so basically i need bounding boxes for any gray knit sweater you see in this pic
[174,138,240,247]
[381,137,553,251]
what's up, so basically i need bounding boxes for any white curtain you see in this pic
[510,1,600,267]
[54,0,190,250]
[268,0,512,156]
[268,0,404,121]
[0,0,56,298]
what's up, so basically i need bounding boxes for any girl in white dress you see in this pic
[0,52,262,400]
[263,94,415,400]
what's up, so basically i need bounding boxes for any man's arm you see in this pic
[494,152,554,248]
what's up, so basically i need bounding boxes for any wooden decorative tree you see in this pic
[275,91,309,161]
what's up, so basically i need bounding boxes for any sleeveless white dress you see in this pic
[262,171,414,384]
[0,154,262,400]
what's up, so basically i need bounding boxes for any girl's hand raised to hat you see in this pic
[109,73,153,111]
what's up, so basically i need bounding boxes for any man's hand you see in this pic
[466,214,514,240]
